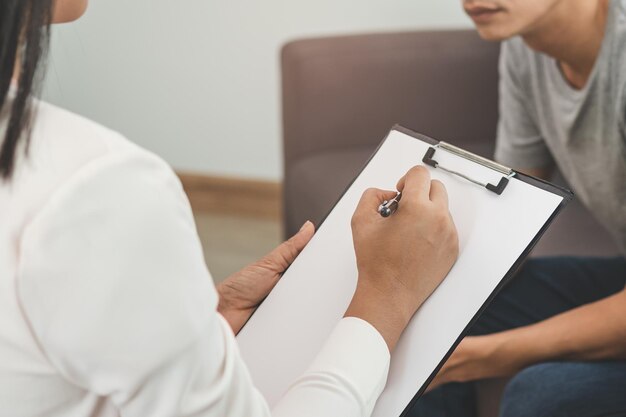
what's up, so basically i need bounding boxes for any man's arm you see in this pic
[430,271,626,389]
[492,287,626,364]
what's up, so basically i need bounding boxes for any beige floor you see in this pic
[194,212,282,284]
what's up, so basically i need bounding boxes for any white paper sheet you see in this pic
[236,129,564,416]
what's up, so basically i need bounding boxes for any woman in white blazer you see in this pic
[0,1,459,416]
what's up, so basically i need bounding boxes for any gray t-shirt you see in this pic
[495,0,626,254]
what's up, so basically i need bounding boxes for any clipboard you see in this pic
[236,126,572,416]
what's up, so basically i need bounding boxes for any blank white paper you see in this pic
[236,129,564,417]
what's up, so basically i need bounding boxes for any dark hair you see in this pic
[0,1,53,180]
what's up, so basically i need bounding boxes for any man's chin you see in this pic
[475,26,515,42]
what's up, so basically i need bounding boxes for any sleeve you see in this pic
[16,149,390,417]
[273,317,390,417]
[495,40,554,169]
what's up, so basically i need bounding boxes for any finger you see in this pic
[396,174,407,192]
[401,165,432,205]
[357,187,399,212]
[264,221,315,271]
[429,179,449,208]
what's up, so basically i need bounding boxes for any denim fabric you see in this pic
[501,361,626,417]
[407,257,626,417]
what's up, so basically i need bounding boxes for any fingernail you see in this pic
[299,220,313,232]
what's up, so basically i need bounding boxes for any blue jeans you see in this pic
[407,257,626,417]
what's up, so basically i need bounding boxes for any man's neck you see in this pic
[522,0,610,89]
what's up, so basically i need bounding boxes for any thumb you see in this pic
[264,221,315,271]
[291,220,315,250]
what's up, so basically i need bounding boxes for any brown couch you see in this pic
[281,29,619,417]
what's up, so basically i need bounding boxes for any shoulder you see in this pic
[616,0,626,20]
[11,100,185,227]
[500,36,529,61]
[16,109,215,391]
[609,1,626,67]
[606,1,626,121]
[29,99,140,174]
[607,0,626,49]
[606,0,626,67]
[498,37,536,87]
[26,102,190,235]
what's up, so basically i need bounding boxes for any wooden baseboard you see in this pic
[177,172,282,220]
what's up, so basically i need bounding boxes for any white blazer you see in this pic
[0,99,390,417]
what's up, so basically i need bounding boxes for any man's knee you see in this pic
[500,363,573,417]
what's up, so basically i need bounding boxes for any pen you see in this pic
[378,192,402,217]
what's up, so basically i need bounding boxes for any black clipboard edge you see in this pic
[238,124,573,415]
[400,192,573,415]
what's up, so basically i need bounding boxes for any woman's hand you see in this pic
[217,221,315,335]
[345,166,459,351]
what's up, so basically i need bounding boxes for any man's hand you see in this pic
[427,333,527,392]
[217,221,315,335]
[428,287,626,392]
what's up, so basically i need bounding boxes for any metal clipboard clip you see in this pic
[422,142,515,195]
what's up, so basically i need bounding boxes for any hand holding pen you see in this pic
[378,192,402,217]
[346,165,459,351]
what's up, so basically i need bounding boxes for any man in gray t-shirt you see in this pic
[410,1,626,416]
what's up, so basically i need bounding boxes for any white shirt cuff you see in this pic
[306,317,390,410]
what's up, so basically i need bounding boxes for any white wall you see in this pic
[44,1,472,181]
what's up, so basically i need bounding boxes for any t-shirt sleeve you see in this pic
[16,149,389,417]
[495,40,554,169]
